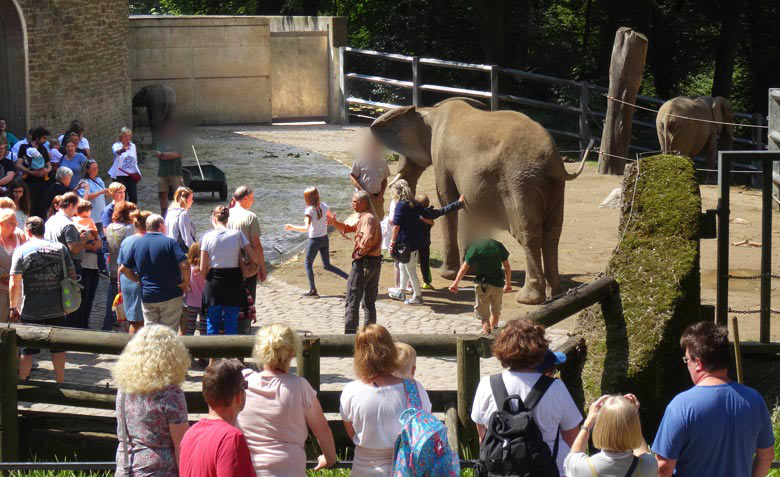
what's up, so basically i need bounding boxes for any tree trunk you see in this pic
[582,0,593,56]
[711,0,741,98]
[744,0,767,114]
[472,0,515,67]
[595,0,620,79]
[598,27,649,175]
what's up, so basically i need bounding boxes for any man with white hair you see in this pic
[118,214,189,331]
[350,136,390,217]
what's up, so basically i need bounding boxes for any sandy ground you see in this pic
[243,123,779,340]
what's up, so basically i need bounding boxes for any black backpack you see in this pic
[478,374,560,477]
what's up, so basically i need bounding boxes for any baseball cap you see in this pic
[536,349,567,373]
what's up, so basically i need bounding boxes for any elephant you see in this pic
[370,98,589,304]
[132,84,177,146]
[656,96,734,169]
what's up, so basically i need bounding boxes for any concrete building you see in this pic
[0,0,132,169]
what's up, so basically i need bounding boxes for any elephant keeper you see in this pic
[327,191,382,334]
[449,238,513,335]
[350,137,390,217]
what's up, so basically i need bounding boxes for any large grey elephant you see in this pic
[370,98,588,304]
[132,84,177,146]
[656,96,734,169]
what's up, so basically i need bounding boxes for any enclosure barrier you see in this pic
[0,276,619,466]
[339,46,765,152]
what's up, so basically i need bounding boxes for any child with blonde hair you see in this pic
[394,342,417,379]
[183,242,206,337]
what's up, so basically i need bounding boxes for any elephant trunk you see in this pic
[720,125,734,150]
[396,155,426,194]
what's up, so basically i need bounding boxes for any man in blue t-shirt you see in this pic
[653,321,774,477]
[118,214,189,332]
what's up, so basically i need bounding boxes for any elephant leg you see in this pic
[542,184,565,297]
[507,191,546,305]
[436,173,461,280]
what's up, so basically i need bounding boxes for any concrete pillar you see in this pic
[328,17,347,124]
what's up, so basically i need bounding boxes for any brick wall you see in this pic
[17,0,131,172]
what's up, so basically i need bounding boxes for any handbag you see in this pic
[391,241,411,264]
[239,246,260,279]
[118,168,141,184]
[60,250,82,314]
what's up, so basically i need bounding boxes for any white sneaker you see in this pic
[388,287,400,294]
[389,290,405,301]
[405,296,424,305]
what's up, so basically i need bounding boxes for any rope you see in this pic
[566,146,764,174]
[614,158,640,254]
[606,95,768,129]
[729,274,780,280]
[728,307,780,315]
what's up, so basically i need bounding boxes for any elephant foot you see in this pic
[439,269,458,280]
[516,286,546,305]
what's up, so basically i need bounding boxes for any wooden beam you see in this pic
[0,329,19,461]
[524,276,618,328]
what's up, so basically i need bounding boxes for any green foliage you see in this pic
[770,405,780,477]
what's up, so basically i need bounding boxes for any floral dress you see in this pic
[115,385,188,477]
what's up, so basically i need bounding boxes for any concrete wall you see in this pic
[9,0,131,171]
[130,16,272,125]
[129,15,346,125]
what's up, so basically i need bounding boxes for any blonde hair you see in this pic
[354,324,399,380]
[107,182,126,199]
[174,186,193,207]
[592,395,643,452]
[394,342,417,379]
[415,195,430,208]
[112,325,191,395]
[187,241,201,267]
[0,198,16,211]
[391,179,413,203]
[0,208,15,223]
[253,324,300,372]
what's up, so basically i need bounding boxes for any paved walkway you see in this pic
[21,275,572,417]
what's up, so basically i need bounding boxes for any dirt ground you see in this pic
[244,123,778,340]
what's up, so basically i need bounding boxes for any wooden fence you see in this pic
[339,47,766,153]
[0,276,621,464]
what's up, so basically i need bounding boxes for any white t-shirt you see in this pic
[564,451,657,477]
[11,139,26,156]
[305,203,328,239]
[57,135,89,151]
[201,228,249,268]
[340,379,432,449]
[471,371,583,475]
[108,142,140,177]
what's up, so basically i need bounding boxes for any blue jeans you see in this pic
[304,235,348,291]
[206,305,239,335]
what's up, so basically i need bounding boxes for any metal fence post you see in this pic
[753,113,763,150]
[412,57,421,108]
[0,328,19,462]
[297,337,321,392]
[339,47,349,125]
[489,66,499,111]
[580,81,591,151]
[457,338,480,458]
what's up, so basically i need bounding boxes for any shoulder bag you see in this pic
[239,232,260,278]
[60,249,82,314]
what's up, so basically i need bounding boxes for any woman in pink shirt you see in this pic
[237,324,337,475]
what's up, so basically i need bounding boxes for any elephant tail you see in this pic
[550,139,594,181]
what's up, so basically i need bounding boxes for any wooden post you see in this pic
[339,47,349,125]
[297,337,321,392]
[444,403,460,454]
[490,66,499,111]
[580,81,591,151]
[731,316,743,384]
[457,338,480,458]
[0,328,19,462]
[597,27,648,175]
[770,89,780,209]
[412,57,421,108]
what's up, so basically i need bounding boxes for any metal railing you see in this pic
[339,46,766,152]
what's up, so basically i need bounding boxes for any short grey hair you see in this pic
[146,214,165,232]
[55,166,73,182]
[353,190,371,206]
[119,127,132,136]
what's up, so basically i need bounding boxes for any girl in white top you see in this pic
[564,394,657,477]
[471,319,582,476]
[284,187,347,297]
[108,127,140,204]
[339,324,432,476]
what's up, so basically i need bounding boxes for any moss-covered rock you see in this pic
[568,155,702,438]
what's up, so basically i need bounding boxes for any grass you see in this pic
[770,405,780,477]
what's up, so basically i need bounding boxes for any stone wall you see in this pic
[14,0,132,171]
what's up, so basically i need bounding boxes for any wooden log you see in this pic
[445,403,460,454]
[457,338,480,458]
[297,338,320,392]
[524,276,617,328]
[0,328,19,461]
[598,27,648,175]
[732,316,743,384]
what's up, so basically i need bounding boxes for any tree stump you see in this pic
[598,27,648,175]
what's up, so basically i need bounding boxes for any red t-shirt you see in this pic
[179,418,255,477]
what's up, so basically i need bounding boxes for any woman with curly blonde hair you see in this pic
[339,324,432,476]
[237,324,337,475]
[112,324,191,477]
[471,319,582,476]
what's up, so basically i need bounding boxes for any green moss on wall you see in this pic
[569,155,702,437]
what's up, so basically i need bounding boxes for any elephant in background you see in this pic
[370,98,588,304]
[656,96,734,169]
[132,84,177,146]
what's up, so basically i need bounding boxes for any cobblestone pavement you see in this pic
[21,276,572,417]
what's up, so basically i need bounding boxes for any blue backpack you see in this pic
[391,379,460,477]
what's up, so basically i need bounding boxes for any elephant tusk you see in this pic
[387,173,402,187]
